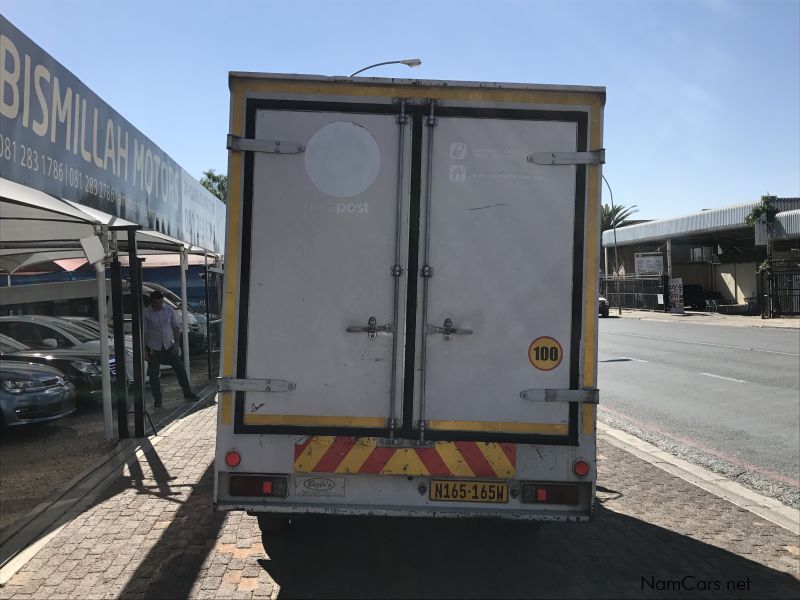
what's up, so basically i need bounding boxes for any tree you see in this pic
[744,194,778,226]
[601,203,639,232]
[200,169,227,203]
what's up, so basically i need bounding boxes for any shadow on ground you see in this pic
[259,506,799,599]
[117,464,224,599]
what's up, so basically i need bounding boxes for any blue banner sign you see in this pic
[0,15,225,253]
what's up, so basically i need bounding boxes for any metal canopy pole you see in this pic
[180,248,191,378]
[666,239,673,279]
[110,233,129,439]
[602,175,623,316]
[204,250,211,380]
[127,227,146,438]
[94,226,113,441]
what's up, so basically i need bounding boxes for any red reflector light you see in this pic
[573,459,590,477]
[520,482,582,505]
[229,475,289,498]
[225,450,241,468]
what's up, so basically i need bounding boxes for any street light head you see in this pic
[348,59,423,77]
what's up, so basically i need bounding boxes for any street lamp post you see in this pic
[349,58,422,77]
[602,175,623,316]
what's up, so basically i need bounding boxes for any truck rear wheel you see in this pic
[475,518,542,536]
[257,514,293,533]
[257,514,295,551]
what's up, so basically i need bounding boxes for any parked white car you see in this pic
[61,316,170,372]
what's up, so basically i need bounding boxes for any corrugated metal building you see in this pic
[601,198,800,306]
[774,209,800,241]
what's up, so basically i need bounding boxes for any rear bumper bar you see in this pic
[216,501,593,522]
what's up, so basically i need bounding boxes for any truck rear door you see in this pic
[229,97,591,445]
[233,103,411,435]
[411,110,585,443]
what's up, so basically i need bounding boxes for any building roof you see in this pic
[602,198,800,247]
[773,209,800,241]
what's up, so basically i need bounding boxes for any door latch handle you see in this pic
[347,316,394,340]
[426,318,473,341]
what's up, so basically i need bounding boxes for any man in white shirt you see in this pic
[142,290,198,407]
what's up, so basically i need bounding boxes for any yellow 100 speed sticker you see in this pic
[528,336,564,371]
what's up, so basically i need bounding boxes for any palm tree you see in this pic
[601,203,639,232]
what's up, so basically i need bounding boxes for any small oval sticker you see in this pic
[303,477,336,492]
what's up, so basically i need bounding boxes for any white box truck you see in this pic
[214,73,605,538]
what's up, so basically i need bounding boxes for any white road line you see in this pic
[606,331,800,357]
[700,372,747,384]
[599,356,649,363]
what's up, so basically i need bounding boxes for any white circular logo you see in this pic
[304,121,381,198]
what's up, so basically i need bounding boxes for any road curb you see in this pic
[0,384,217,586]
[616,310,800,330]
[598,422,800,535]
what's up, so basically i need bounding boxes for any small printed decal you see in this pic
[528,336,564,371]
[449,165,467,183]
[294,476,345,497]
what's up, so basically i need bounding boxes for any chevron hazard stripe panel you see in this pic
[294,437,516,478]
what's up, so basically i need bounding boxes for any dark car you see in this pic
[0,316,134,382]
[0,360,76,427]
[682,284,725,310]
[599,295,610,318]
[0,333,111,402]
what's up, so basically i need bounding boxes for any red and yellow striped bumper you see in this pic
[294,437,516,478]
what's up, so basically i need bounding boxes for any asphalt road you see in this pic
[598,316,800,508]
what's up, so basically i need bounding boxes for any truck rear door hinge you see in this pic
[227,134,305,154]
[519,388,599,403]
[527,149,605,166]
[217,377,296,393]
[425,99,438,126]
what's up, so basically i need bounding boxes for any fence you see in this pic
[601,274,668,312]
[760,252,800,317]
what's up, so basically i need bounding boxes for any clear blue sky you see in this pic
[3,0,798,220]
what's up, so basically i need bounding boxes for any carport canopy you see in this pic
[0,177,219,272]
[1,176,222,442]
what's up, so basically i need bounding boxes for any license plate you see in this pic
[429,480,509,503]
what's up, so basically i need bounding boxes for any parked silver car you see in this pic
[0,360,76,426]
[0,315,135,381]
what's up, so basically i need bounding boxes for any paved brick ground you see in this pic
[1,404,798,599]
